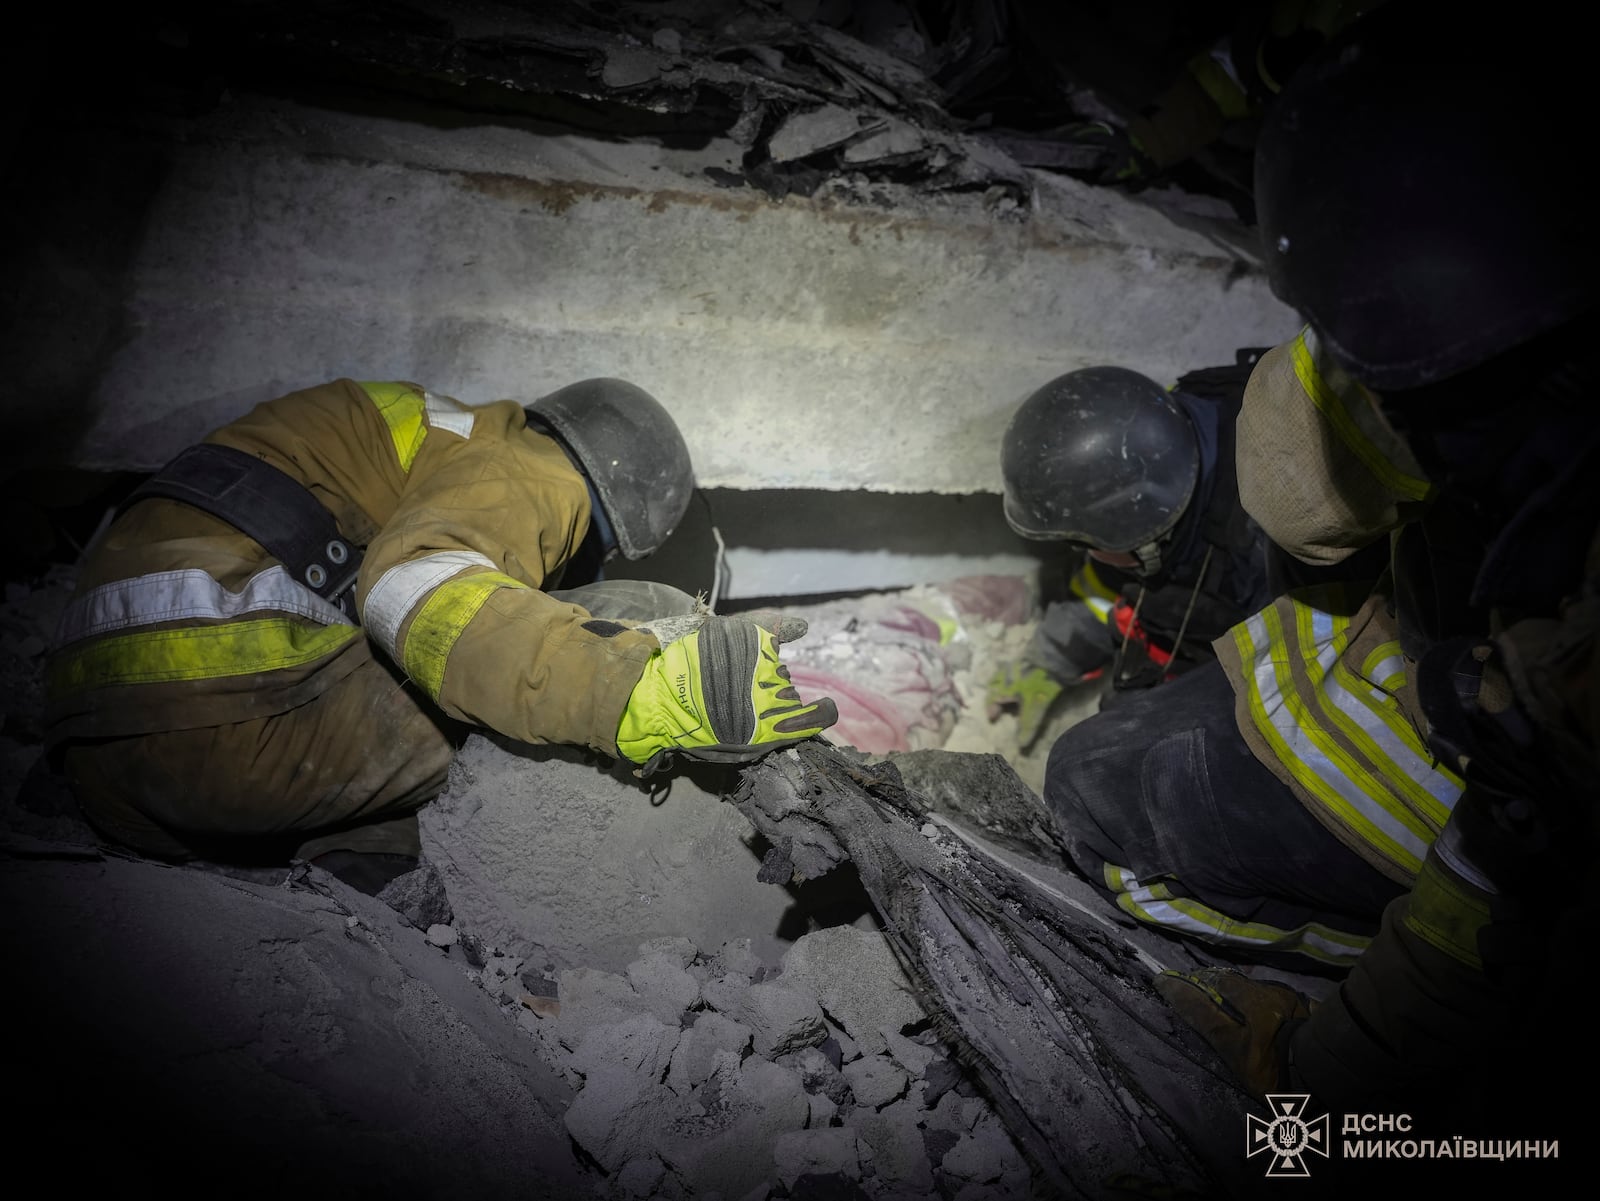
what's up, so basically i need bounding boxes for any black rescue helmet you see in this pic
[1254,6,1594,392]
[524,379,694,560]
[1001,366,1199,557]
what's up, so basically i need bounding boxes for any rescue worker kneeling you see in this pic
[44,377,837,887]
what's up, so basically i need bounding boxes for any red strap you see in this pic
[1110,599,1173,667]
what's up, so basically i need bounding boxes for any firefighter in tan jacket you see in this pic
[45,376,837,882]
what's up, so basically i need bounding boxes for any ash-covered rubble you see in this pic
[465,924,1031,1199]
[129,0,1037,211]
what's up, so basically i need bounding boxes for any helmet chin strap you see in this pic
[1131,538,1164,576]
[585,478,620,562]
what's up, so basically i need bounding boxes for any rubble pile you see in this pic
[466,924,1032,1199]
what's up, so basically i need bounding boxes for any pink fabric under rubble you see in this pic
[770,575,1034,755]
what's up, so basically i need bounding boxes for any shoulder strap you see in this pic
[118,443,362,615]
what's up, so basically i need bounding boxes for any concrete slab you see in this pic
[33,90,1295,495]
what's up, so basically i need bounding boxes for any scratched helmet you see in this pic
[1001,367,1199,574]
[525,379,694,560]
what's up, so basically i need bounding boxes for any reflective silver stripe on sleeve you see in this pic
[424,390,477,440]
[1433,818,1500,895]
[55,566,351,647]
[363,550,499,658]
[1243,612,1434,869]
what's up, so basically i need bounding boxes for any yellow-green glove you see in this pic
[984,662,1064,750]
[618,615,838,775]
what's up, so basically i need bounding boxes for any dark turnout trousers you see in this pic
[1043,660,1406,970]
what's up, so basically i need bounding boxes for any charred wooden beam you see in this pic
[733,741,1253,1199]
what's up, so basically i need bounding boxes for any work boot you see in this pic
[1154,967,1313,1098]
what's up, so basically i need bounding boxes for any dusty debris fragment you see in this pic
[626,949,702,1023]
[376,859,454,930]
[566,1064,674,1173]
[703,977,827,1058]
[717,935,766,979]
[773,1126,865,1188]
[657,1054,809,1199]
[856,1097,937,1193]
[776,1045,848,1104]
[551,966,653,1050]
[768,103,864,162]
[424,922,459,948]
[571,1014,681,1081]
[615,1154,667,1198]
[779,925,927,1057]
[842,1054,909,1110]
[666,1011,755,1096]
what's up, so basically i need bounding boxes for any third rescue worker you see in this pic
[1113,4,1596,1149]
[987,356,1312,747]
[45,376,837,881]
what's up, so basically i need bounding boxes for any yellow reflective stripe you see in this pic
[1105,862,1369,966]
[401,571,529,699]
[359,381,429,472]
[1070,560,1117,623]
[1290,330,1432,502]
[1362,640,1408,693]
[1235,608,1429,876]
[1188,50,1254,120]
[1401,853,1489,969]
[49,619,358,693]
[1294,605,1461,832]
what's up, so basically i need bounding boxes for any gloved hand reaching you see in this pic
[618,615,838,775]
[985,661,1065,750]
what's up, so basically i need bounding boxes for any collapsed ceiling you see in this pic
[22,0,1271,216]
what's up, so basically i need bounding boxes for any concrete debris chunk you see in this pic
[638,935,698,969]
[376,861,454,931]
[666,1012,754,1096]
[824,1019,860,1065]
[602,45,663,89]
[773,1127,864,1188]
[768,104,863,163]
[881,1027,937,1078]
[775,1045,848,1103]
[807,1091,838,1130]
[717,936,765,979]
[938,1112,1027,1185]
[856,1098,935,1193]
[565,1064,674,1172]
[841,1054,909,1110]
[615,1154,667,1199]
[571,1014,681,1081]
[659,1054,809,1198]
[626,950,702,1023]
[779,926,926,1056]
[841,116,926,164]
[551,966,651,1051]
[924,1088,984,1137]
[703,976,827,1058]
